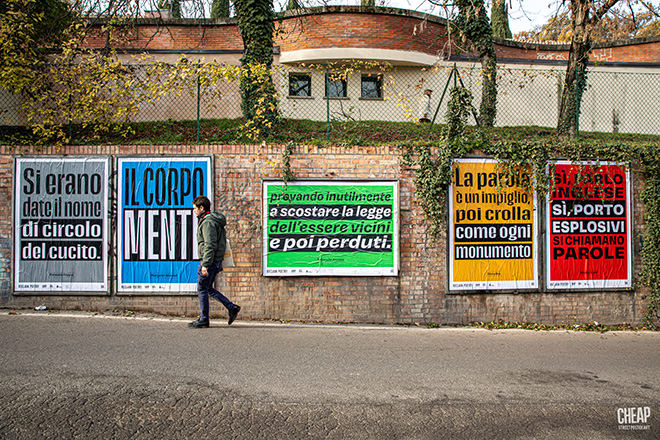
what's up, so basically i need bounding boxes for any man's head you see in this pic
[193,196,211,217]
[424,89,433,96]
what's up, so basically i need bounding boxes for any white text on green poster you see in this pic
[262,181,399,276]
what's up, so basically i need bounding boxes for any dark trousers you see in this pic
[197,261,234,322]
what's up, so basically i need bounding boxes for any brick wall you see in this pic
[0,144,650,325]
[84,20,243,52]
[85,8,660,66]
[276,12,448,57]
[495,37,660,63]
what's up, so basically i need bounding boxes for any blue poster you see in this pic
[117,157,212,293]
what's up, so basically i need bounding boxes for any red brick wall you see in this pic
[495,38,660,63]
[591,41,660,63]
[85,10,447,56]
[84,9,660,65]
[276,12,448,57]
[0,144,650,325]
[85,22,243,52]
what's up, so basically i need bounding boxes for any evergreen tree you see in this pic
[286,0,301,10]
[211,0,230,18]
[491,0,512,39]
[171,0,181,18]
[157,0,181,18]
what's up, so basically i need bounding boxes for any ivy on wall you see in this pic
[281,140,296,183]
[451,0,498,127]
[399,85,660,328]
[234,0,279,136]
[639,149,660,328]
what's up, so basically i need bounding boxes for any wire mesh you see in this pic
[579,70,660,136]
[1,63,659,144]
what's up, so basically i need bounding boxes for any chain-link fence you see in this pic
[1,63,659,144]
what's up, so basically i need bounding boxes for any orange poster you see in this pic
[449,159,538,291]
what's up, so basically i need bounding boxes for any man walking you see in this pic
[189,196,241,328]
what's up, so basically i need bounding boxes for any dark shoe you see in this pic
[188,319,209,328]
[228,305,241,325]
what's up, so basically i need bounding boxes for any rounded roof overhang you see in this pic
[280,48,439,66]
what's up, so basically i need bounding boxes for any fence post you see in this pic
[68,60,72,144]
[428,64,471,137]
[326,60,330,141]
[575,65,582,139]
[196,60,201,145]
[426,65,454,137]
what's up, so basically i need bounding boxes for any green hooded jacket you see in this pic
[196,211,227,268]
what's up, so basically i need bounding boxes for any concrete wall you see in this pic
[0,143,650,325]
[5,62,659,135]
[279,64,660,136]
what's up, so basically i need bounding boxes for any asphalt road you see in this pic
[0,310,658,439]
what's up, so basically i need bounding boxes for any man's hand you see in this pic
[201,266,208,276]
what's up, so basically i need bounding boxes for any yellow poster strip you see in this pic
[449,159,537,291]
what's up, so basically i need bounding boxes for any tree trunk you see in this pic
[479,48,497,127]
[211,0,230,18]
[557,0,622,138]
[453,0,498,127]
[234,0,278,133]
[557,0,591,139]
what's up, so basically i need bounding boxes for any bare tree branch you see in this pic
[591,0,622,22]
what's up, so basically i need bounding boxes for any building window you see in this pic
[326,78,347,98]
[361,74,382,99]
[289,73,311,97]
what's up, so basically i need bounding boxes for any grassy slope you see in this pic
[3,118,659,147]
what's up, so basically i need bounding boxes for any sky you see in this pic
[271,0,660,35]
[490,0,560,34]
[370,0,555,34]
[269,0,560,33]
[384,0,660,34]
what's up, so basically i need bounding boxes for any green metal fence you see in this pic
[1,63,659,144]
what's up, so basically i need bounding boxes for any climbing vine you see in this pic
[451,0,498,126]
[400,86,479,237]
[443,87,475,141]
[234,0,279,136]
[400,85,660,329]
[639,147,660,328]
[281,140,296,183]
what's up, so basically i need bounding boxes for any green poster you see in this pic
[262,181,399,276]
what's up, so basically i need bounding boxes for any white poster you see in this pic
[14,157,109,292]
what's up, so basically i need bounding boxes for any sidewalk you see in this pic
[1,309,658,439]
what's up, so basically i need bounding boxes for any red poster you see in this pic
[546,161,632,289]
